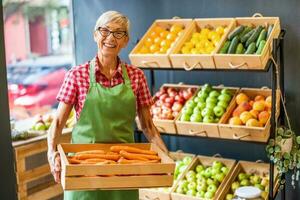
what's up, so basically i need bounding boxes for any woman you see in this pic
[47,10,168,200]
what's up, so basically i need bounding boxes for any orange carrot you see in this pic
[110,146,157,155]
[119,150,149,161]
[75,150,105,155]
[75,153,120,161]
[67,157,82,164]
[118,157,159,164]
[120,150,160,160]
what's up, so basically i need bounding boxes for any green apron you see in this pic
[64,59,138,200]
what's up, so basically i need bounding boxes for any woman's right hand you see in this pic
[48,151,61,183]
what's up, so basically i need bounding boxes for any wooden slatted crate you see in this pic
[139,151,196,200]
[129,19,193,68]
[218,88,280,143]
[171,155,236,200]
[58,143,175,190]
[170,18,234,70]
[175,86,239,138]
[13,132,71,200]
[217,161,279,200]
[214,16,280,70]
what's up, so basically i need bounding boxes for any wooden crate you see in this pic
[218,161,279,200]
[218,88,280,143]
[175,86,239,138]
[129,19,193,68]
[13,132,71,200]
[171,155,236,200]
[136,84,199,134]
[139,151,196,200]
[214,17,280,70]
[58,143,175,190]
[170,18,234,70]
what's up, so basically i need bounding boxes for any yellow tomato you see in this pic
[144,37,153,47]
[149,44,160,53]
[184,42,194,49]
[190,48,198,54]
[190,37,199,45]
[160,40,171,48]
[160,30,169,39]
[216,26,225,35]
[159,46,169,54]
[177,30,184,37]
[166,32,177,41]
[200,28,210,36]
[181,46,190,54]
[170,24,183,34]
[154,37,162,45]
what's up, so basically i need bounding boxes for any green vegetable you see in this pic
[227,36,239,54]
[256,40,266,54]
[219,41,231,54]
[245,26,263,47]
[245,42,256,54]
[240,29,255,43]
[239,26,253,38]
[228,25,244,40]
[235,43,244,54]
[256,29,267,47]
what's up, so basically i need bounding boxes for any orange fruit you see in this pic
[166,32,177,41]
[160,30,169,38]
[149,44,160,53]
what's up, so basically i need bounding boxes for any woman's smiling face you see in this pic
[94,22,129,57]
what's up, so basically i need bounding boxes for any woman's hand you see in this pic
[48,151,61,183]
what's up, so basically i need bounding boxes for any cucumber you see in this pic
[227,36,239,54]
[239,26,253,38]
[256,29,267,47]
[245,42,256,54]
[241,29,255,43]
[267,24,274,38]
[235,43,244,54]
[256,40,266,54]
[245,26,263,47]
[228,25,244,40]
[219,41,231,54]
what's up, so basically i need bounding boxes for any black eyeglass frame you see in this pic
[97,27,128,39]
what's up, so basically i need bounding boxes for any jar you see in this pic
[232,186,263,200]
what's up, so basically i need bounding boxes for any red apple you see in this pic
[162,103,172,109]
[152,107,162,115]
[159,93,168,101]
[155,100,163,107]
[175,95,185,104]
[167,87,176,94]
[182,90,193,100]
[172,102,183,112]
[165,96,175,104]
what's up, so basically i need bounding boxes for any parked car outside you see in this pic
[7,55,73,120]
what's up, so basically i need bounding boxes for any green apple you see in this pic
[203,115,215,123]
[207,184,217,193]
[178,165,188,174]
[238,173,247,181]
[240,179,251,186]
[205,102,216,109]
[212,161,224,170]
[188,181,197,190]
[197,102,206,110]
[183,156,193,165]
[196,191,205,198]
[193,106,202,114]
[180,113,191,121]
[186,189,196,196]
[206,96,218,105]
[186,100,197,108]
[255,183,265,191]
[215,172,225,182]
[226,193,234,200]
[204,190,215,199]
[218,93,232,102]
[209,90,220,98]
[176,185,184,194]
[231,181,240,192]
[202,84,212,93]
[221,88,233,96]
[204,167,212,178]
[35,122,47,131]
[261,177,269,187]
[213,106,225,117]
[190,113,202,122]
[201,108,214,117]
[211,167,221,176]
[182,106,193,115]
[221,166,229,175]
[214,117,220,123]
[196,164,205,173]
[252,174,262,184]
[197,93,208,103]
[217,100,229,109]
[196,181,207,192]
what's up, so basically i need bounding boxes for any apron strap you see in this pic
[89,58,97,86]
[121,62,131,85]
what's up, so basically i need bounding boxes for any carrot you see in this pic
[110,146,157,155]
[75,150,105,155]
[67,157,82,164]
[119,150,149,161]
[84,158,107,163]
[120,150,161,161]
[75,153,120,161]
[106,152,119,155]
[118,157,159,164]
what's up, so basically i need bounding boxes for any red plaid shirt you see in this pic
[56,56,153,119]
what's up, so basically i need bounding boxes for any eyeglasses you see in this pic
[98,27,127,39]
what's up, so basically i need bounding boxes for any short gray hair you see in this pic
[94,11,130,35]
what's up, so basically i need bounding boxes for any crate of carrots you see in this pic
[58,143,175,190]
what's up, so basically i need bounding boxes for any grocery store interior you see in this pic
[1,0,300,199]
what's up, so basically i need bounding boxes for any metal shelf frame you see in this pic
[136,29,286,200]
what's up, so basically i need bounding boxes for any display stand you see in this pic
[136,30,286,200]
